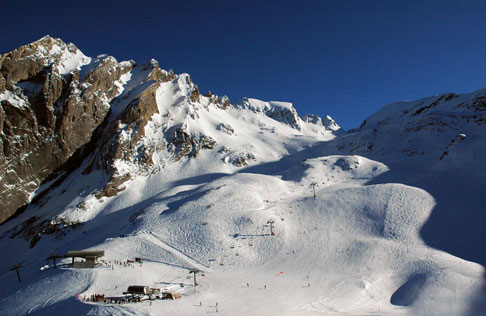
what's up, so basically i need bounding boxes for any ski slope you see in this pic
[0,151,485,316]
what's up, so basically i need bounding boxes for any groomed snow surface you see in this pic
[0,154,485,316]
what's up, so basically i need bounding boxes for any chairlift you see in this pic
[267,219,275,235]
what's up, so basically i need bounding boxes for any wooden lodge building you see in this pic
[66,250,104,268]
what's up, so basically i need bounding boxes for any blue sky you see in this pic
[2,0,486,129]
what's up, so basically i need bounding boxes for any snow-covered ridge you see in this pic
[5,35,338,225]
[329,87,486,168]
[235,97,295,113]
[93,67,341,205]
[232,97,341,133]
[0,36,340,224]
[359,88,486,130]
[234,97,303,130]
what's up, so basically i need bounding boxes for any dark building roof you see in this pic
[126,285,149,294]
[66,250,105,258]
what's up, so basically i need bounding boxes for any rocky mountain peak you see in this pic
[0,35,90,91]
[0,36,133,223]
[0,36,339,229]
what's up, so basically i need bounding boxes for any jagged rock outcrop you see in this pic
[68,61,218,200]
[0,36,134,222]
[206,91,231,109]
[169,125,217,161]
[217,123,235,135]
[75,61,176,199]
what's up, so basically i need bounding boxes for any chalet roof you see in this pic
[66,250,105,258]
[126,285,149,294]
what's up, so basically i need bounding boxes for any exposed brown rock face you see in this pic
[0,36,330,230]
[169,125,217,161]
[72,60,178,201]
[91,81,161,198]
[0,36,134,223]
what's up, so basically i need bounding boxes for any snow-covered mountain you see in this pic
[0,37,485,316]
[0,35,340,225]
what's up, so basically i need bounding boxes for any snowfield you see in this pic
[0,52,486,315]
[1,151,485,315]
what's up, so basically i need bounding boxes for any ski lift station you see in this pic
[66,250,104,268]
[124,285,181,300]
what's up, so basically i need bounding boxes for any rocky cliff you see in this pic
[0,36,338,225]
[0,36,135,223]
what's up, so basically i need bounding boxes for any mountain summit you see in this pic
[0,36,340,224]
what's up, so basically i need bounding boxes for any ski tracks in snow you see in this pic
[139,231,208,271]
